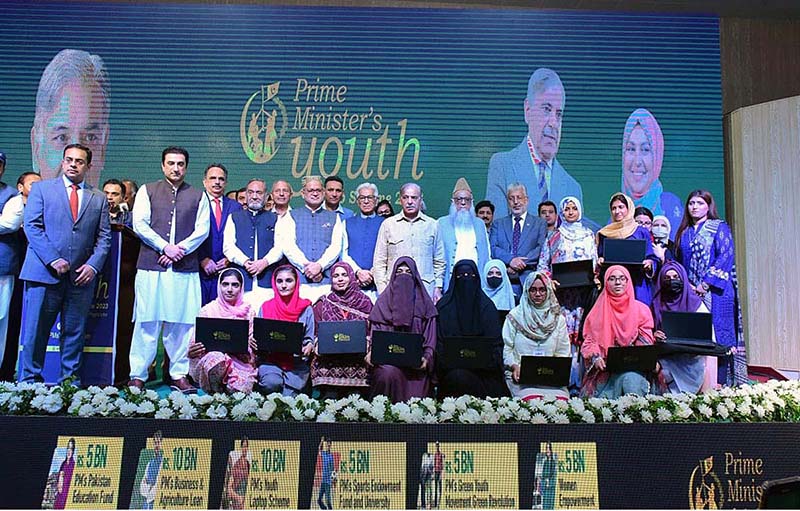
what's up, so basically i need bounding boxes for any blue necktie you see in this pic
[512,215,522,257]
[538,161,548,202]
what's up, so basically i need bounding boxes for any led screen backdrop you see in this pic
[0,2,722,224]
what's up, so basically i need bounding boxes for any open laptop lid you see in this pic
[605,345,660,373]
[317,321,368,355]
[440,337,495,370]
[253,318,304,354]
[662,311,713,345]
[552,259,594,288]
[518,356,571,387]
[603,238,646,265]
[371,330,424,368]
[194,317,249,354]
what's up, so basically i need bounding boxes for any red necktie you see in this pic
[214,198,222,229]
[70,184,79,222]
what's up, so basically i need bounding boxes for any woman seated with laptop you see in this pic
[436,260,507,399]
[503,271,570,401]
[256,265,315,396]
[367,257,438,403]
[310,262,373,399]
[188,269,258,394]
[651,261,717,394]
[581,265,655,398]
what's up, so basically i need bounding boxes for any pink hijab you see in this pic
[206,268,251,319]
[621,108,664,199]
[260,265,311,322]
[582,265,654,359]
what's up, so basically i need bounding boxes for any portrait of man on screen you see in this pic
[485,68,583,221]
[30,49,110,188]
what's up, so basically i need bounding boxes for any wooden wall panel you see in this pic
[727,95,800,370]
[720,18,800,114]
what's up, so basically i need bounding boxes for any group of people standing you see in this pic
[0,140,745,403]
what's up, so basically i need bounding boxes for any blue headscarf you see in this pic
[480,259,515,312]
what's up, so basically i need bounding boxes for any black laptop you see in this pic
[194,317,249,354]
[440,337,495,370]
[658,311,729,356]
[603,239,646,265]
[518,356,571,387]
[662,311,713,346]
[371,331,423,368]
[253,318,304,354]
[605,345,660,373]
[317,321,367,355]
[552,259,594,288]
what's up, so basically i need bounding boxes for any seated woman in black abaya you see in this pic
[435,260,508,398]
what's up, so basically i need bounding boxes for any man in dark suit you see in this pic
[18,143,111,384]
[490,183,547,297]
[485,68,583,219]
[197,163,239,305]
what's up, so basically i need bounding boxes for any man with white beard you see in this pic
[437,178,491,292]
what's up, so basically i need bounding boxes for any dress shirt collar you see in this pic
[397,212,428,223]
[62,175,85,190]
[526,135,553,169]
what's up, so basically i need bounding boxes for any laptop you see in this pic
[662,311,713,346]
[194,317,249,354]
[552,259,594,288]
[317,321,368,355]
[253,318,304,354]
[518,356,571,387]
[605,345,660,373]
[371,331,424,368]
[603,239,646,265]
[439,337,496,370]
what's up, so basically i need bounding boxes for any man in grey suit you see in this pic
[19,143,111,384]
[489,183,547,297]
[485,68,583,219]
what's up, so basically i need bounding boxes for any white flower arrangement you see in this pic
[0,380,799,424]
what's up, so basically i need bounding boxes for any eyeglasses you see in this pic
[606,276,628,284]
[357,195,376,202]
[452,196,473,204]
[529,287,548,295]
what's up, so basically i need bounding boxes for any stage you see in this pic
[2,381,798,509]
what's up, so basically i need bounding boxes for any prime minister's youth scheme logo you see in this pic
[239,78,423,184]
[689,456,724,510]
[688,451,767,509]
[240,82,288,164]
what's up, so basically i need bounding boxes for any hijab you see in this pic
[260,265,312,322]
[651,260,702,329]
[583,265,654,352]
[597,193,638,240]
[652,215,671,244]
[480,259,515,312]
[370,256,437,328]
[507,271,561,340]
[208,268,251,319]
[317,261,373,318]
[621,108,666,215]
[557,196,593,242]
[437,260,498,337]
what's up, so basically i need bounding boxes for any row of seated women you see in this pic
[187,252,728,403]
